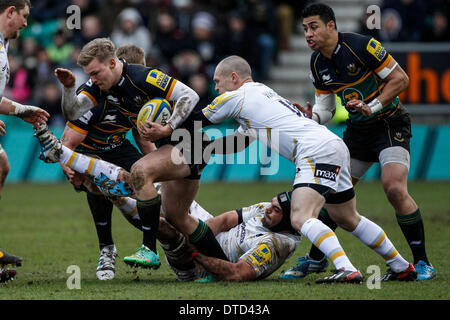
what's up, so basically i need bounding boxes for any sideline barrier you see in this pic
[0,123,448,183]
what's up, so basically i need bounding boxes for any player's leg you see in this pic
[162,178,229,263]
[325,142,416,281]
[280,207,333,279]
[0,248,22,283]
[85,191,118,280]
[34,125,131,194]
[380,149,435,280]
[325,194,417,281]
[0,148,10,197]
[123,144,191,269]
[281,157,374,279]
[289,185,362,284]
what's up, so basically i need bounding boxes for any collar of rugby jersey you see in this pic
[115,58,128,88]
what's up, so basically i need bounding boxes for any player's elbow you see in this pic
[224,262,256,282]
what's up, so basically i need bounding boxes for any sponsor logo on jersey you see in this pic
[102,114,116,122]
[314,163,341,182]
[146,69,170,90]
[346,63,361,76]
[343,88,364,103]
[394,132,404,142]
[79,110,94,124]
[106,95,120,106]
[322,74,332,83]
[249,244,272,266]
[367,38,386,61]
[134,95,145,107]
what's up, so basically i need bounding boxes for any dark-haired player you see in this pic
[282,3,435,281]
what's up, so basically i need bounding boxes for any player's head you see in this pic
[78,38,121,90]
[263,191,297,234]
[213,55,252,94]
[116,44,146,66]
[0,0,30,40]
[301,3,337,51]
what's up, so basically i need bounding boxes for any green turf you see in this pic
[0,181,448,300]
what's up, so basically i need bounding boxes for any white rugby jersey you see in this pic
[195,202,301,280]
[202,82,340,162]
[0,32,10,100]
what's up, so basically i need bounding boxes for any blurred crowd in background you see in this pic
[4,0,450,126]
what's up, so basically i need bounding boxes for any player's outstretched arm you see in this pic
[193,252,257,281]
[205,210,240,236]
[0,97,49,126]
[55,68,94,120]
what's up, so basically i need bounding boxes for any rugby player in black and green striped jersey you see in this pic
[282,3,435,281]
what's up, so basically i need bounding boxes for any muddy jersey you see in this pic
[215,203,301,280]
[309,32,408,124]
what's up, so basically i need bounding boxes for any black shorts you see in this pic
[157,130,210,180]
[94,140,143,171]
[343,113,412,163]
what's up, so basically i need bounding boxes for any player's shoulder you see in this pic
[76,78,100,95]
[245,202,270,215]
[341,32,373,47]
[209,90,242,107]
[123,62,151,81]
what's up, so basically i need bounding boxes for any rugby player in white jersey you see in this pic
[186,191,302,282]
[0,0,50,283]
[182,55,416,283]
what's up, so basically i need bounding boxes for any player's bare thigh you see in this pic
[290,187,325,231]
[161,179,200,235]
[130,144,191,192]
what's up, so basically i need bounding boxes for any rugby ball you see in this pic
[136,98,173,128]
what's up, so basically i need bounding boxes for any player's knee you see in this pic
[157,216,177,242]
[130,162,149,192]
[384,182,408,205]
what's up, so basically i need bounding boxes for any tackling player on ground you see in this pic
[160,191,302,282]
[281,3,435,281]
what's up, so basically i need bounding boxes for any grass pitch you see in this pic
[0,181,448,301]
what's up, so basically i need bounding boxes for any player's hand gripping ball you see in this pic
[136,98,173,129]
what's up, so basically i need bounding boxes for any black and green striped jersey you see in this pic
[68,101,134,154]
[76,59,178,128]
[309,32,408,124]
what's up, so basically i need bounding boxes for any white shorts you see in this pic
[293,139,353,193]
[189,200,213,221]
